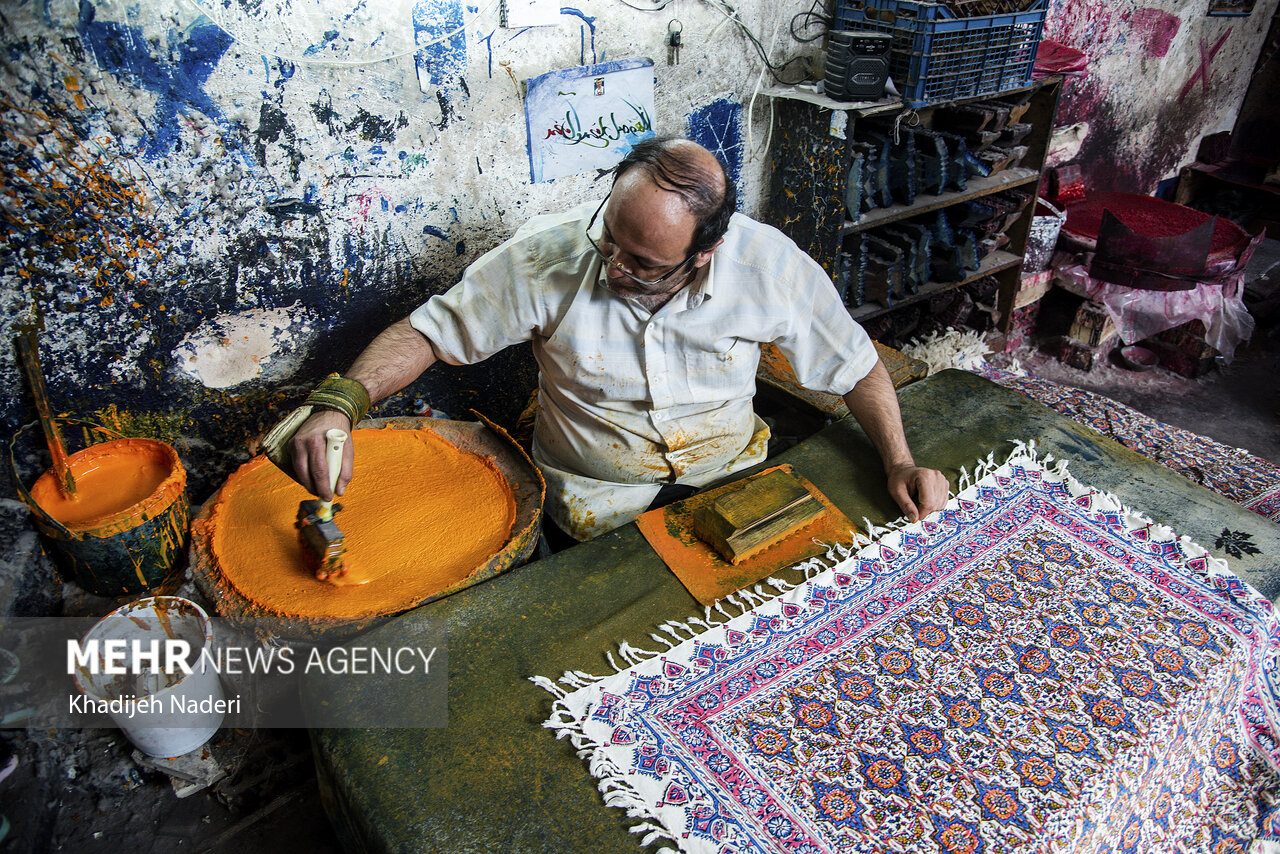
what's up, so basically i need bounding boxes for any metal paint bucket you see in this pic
[73,596,224,757]
[9,420,189,597]
[1025,197,1066,273]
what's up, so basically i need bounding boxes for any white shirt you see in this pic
[410,201,877,540]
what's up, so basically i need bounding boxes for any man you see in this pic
[277,137,946,546]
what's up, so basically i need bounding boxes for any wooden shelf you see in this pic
[842,168,1040,234]
[760,77,1059,116]
[761,77,1061,335]
[759,84,903,116]
[848,250,1023,322]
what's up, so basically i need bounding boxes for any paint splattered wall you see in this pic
[1,0,804,500]
[1045,0,1279,194]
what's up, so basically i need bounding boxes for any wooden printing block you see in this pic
[835,250,854,303]
[930,242,967,283]
[928,219,978,283]
[978,146,1017,175]
[935,131,969,191]
[692,468,825,565]
[1055,337,1102,372]
[1068,301,1118,348]
[878,227,929,294]
[963,149,993,179]
[969,130,1002,152]
[893,222,933,284]
[849,140,880,213]
[1000,122,1033,147]
[933,103,995,135]
[857,134,894,209]
[928,288,975,328]
[913,128,950,196]
[845,235,870,307]
[994,189,1033,231]
[958,229,980,273]
[864,245,905,306]
[927,208,954,246]
[984,104,1012,133]
[978,233,1011,257]
[863,131,913,207]
[844,150,866,222]
[951,198,1000,229]
[968,274,1000,304]
[889,128,918,207]
[990,98,1032,125]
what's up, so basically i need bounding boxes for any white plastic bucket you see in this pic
[73,596,224,757]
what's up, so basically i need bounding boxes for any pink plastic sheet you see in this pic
[1057,230,1262,361]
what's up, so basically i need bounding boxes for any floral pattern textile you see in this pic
[541,453,1280,853]
[975,364,1280,523]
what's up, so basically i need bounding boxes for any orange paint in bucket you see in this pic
[29,439,183,532]
[17,432,189,595]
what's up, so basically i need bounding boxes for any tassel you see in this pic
[528,675,567,699]
[648,632,676,649]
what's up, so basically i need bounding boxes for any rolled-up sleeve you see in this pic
[773,252,878,396]
[409,238,542,366]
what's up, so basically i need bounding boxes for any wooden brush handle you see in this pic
[318,429,348,520]
[15,331,77,498]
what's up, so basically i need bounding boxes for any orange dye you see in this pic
[200,427,516,621]
[30,439,180,530]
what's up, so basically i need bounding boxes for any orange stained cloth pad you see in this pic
[636,464,859,606]
[200,427,516,621]
[30,439,179,529]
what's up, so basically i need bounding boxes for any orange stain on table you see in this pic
[199,428,516,621]
[30,439,182,530]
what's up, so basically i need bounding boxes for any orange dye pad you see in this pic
[636,464,859,606]
[196,427,516,622]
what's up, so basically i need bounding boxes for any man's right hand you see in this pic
[290,409,355,500]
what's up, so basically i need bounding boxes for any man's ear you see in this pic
[692,238,723,269]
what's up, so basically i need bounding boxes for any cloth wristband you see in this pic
[305,373,371,427]
[261,374,370,477]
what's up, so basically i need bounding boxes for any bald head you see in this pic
[612,137,736,255]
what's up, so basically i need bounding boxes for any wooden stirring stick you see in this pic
[14,329,77,499]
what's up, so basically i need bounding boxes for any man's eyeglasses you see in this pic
[585,196,698,291]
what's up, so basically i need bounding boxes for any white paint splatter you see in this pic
[174,304,315,388]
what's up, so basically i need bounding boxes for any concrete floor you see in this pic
[6,247,1279,853]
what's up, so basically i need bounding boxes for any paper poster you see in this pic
[524,58,656,183]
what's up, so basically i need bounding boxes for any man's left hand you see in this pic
[886,463,948,523]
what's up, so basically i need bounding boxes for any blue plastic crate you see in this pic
[834,0,1047,107]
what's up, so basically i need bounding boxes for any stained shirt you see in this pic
[409,200,878,540]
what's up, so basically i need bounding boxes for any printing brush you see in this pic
[296,429,348,582]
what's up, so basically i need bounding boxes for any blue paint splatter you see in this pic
[304,30,342,57]
[77,0,235,159]
[423,225,449,240]
[413,0,466,89]
[478,30,495,78]
[559,8,596,65]
[687,98,744,202]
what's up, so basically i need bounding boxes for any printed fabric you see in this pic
[976,364,1280,523]
[540,451,1280,853]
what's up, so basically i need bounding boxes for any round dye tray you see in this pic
[190,415,544,641]
[1061,192,1250,264]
